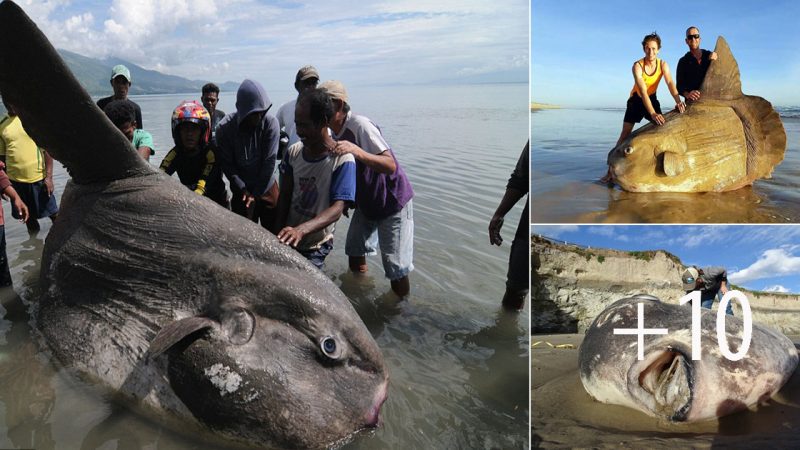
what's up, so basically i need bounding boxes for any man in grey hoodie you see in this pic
[216,79,280,230]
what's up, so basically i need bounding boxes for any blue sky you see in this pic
[18,0,528,88]
[532,225,800,294]
[531,0,800,108]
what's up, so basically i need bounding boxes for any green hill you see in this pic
[58,49,240,96]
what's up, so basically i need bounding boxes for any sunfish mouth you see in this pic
[364,380,389,427]
[636,348,693,421]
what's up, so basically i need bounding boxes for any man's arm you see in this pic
[332,140,396,174]
[159,148,178,175]
[272,160,294,234]
[661,61,685,113]
[490,143,528,245]
[253,116,279,197]
[134,130,154,162]
[0,170,28,222]
[215,123,247,193]
[43,149,55,196]
[676,56,689,99]
[192,149,218,195]
[277,200,346,247]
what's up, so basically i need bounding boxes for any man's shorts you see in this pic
[345,199,414,281]
[299,239,334,270]
[11,179,58,220]
[623,93,662,124]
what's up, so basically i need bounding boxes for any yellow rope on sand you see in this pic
[531,341,575,349]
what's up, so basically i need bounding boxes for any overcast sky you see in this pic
[18,0,528,89]
[531,0,800,108]
[532,225,800,294]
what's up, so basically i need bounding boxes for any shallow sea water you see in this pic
[531,108,800,223]
[0,83,530,449]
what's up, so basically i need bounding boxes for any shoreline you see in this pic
[530,102,560,111]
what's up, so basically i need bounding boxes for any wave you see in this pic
[777,106,800,119]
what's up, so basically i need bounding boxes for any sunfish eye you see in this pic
[221,308,255,345]
[624,146,634,156]
[320,336,341,359]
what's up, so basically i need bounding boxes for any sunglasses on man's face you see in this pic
[686,34,700,40]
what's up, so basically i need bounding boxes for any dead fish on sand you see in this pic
[579,295,798,421]
[608,37,786,193]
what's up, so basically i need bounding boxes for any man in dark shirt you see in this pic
[215,79,280,230]
[201,82,225,139]
[96,65,143,129]
[489,141,529,310]
[676,26,718,103]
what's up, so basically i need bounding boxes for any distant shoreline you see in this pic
[530,102,560,111]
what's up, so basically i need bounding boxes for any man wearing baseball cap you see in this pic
[321,80,415,298]
[97,64,143,129]
[682,265,733,315]
[276,65,319,156]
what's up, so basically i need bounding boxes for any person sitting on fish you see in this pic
[601,32,685,183]
[677,26,718,103]
[159,100,229,208]
[682,265,733,316]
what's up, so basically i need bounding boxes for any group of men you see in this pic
[1,61,525,308]
[92,63,415,298]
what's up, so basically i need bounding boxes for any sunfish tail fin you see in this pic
[733,95,786,179]
[0,0,153,184]
[699,36,742,101]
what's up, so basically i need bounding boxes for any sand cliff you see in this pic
[532,235,800,334]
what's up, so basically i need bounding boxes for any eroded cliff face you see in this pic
[532,236,800,335]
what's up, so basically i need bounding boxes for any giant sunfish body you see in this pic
[579,295,798,421]
[0,1,388,449]
[607,37,786,193]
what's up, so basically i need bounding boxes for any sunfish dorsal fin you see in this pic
[700,36,742,101]
[0,0,154,184]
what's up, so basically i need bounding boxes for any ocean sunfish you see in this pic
[579,295,798,421]
[607,36,786,193]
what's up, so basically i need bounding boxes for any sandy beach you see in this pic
[532,333,800,448]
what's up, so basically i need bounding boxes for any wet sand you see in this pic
[532,334,800,448]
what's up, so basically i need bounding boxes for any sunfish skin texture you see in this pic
[579,295,798,422]
[0,1,388,449]
[607,36,785,193]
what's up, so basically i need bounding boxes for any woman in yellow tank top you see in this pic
[601,32,686,183]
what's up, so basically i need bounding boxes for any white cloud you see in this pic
[13,0,527,87]
[763,285,790,293]
[587,226,629,242]
[532,225,578,239]
[729,248,800,284]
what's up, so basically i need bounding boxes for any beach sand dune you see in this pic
[532,333,800,448]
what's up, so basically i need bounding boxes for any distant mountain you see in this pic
[57,49,240,97]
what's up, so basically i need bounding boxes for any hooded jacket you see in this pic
[215,79,279,197]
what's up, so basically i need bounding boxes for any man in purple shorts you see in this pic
[321,80,415,297]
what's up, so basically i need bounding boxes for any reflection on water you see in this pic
[531,109,800,223]
[0,84,530,448]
